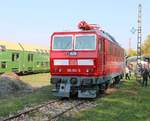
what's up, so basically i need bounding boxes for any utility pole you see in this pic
[136,4,142,81]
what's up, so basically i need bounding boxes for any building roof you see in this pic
[0,41,49,52]
[0,41,22,51]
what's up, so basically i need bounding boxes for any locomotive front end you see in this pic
[50,32,99,98]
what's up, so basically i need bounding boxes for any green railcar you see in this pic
[0,41,49,74]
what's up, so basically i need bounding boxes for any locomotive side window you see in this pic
[114,46,116,56]
[116,48,118,56]
[75,35,96,50]
[99,42,101,52]
[112,45,114,56]
[99,39,103,52]
[109,43,113,55]
[53,36,73,50]
[115,47,117,56]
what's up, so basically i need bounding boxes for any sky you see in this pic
[0,0,150,49]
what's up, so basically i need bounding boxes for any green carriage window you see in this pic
[41,62,44,66]
[45,62,49,66]
[37,62,40,66]
[28,54,33,62]
[31,54,33,61]
[12,53,20,61]
[43,62,49,67]
[1,62,7,68]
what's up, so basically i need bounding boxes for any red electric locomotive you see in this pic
[50,21,125,98]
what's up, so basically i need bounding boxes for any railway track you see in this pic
[2,100,58,121]
[1,99,94,121]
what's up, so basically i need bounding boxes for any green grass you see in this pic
[20,73,50,87]
[1,74,150,121]
[0,73,54,117]
[61,77,150,121]
[0,86,55,117]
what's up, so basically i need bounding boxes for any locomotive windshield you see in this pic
[75,35,96,50]
[53,36,72,50]
[52,35,96,50]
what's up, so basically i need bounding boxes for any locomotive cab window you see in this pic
[52,36,73,50]
[75,35,96,50]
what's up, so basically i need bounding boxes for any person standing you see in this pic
[142,66,149,87]
[125,66,130,80]
[128,64,133,77]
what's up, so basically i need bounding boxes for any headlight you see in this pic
[86,68,94,73]
[54,68,62,72]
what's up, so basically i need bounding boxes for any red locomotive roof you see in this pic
[52,31,96,35]
[51,21,123,49]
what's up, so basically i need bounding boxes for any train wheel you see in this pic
[115,76,120,84]
[120,74,123,79]
[70,87,78,98]
[99,83,106,94]
[105,81,109,89]
[110,78,115,87]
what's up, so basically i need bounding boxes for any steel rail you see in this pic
[49,101,84,120]
[2,100,59,121]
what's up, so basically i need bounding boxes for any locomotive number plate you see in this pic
[67,69,78,72]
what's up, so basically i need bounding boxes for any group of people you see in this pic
[125,64,150,87]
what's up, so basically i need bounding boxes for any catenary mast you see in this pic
[136,4,142,81]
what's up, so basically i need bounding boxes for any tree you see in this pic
[128,49,137,57]
[142,35,150,56]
